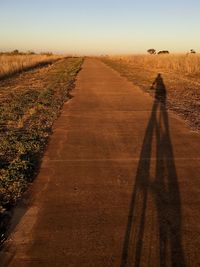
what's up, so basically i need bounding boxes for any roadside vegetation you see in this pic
[0,50,62,79]
[0,58,83,223]
[102,54,200,130]
[108,54,200,75]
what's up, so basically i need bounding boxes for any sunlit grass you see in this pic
[0,54,62,79]
[107,54,200,75]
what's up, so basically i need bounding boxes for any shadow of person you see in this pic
[121,74,186,267]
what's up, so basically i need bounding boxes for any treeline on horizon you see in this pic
[147,48,197,55]
[0,49,54,56]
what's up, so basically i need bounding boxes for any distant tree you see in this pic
[147,48,156,55]
[190,49,196,54]
[158,50,169,55]
[12,49,19,55]
[40,52,53,56]
[27,50,36,55]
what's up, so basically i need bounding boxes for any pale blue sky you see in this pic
[0,0,199,54]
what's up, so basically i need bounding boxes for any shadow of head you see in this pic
[152,73,167,103]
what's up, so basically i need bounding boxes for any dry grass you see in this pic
[108,54,200,76]
[102,54,200,131]
[0,54,62,79]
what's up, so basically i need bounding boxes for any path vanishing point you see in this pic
[0,59,200,266]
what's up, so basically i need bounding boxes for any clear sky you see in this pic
[0,0,199,55]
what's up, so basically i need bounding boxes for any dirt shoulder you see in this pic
[102,58,200,131]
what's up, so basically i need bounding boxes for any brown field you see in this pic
[102,54,200,131]
[0,54,62,79]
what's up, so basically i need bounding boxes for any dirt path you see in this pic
[1,58,200,266]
